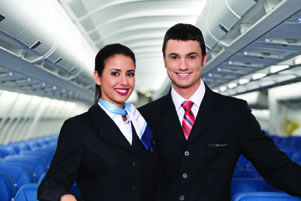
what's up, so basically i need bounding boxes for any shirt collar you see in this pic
[171,79,206,111]
[98,102,130,123]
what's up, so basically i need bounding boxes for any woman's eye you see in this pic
[111,72,119,76]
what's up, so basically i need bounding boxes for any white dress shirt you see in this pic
[99,103,133,145]
[171,79,206,124]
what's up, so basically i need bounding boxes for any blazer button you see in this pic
[131,161,136,167]
[182,173,188,179]
[131,186,137,192]
[179,195,185,201]
[184,151,190,156]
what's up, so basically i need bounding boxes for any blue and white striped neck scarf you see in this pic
[98,98,155,152]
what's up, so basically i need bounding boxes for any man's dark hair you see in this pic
[162,23,206,57]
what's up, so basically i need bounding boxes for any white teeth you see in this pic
[178,73,189,76]
[116,89,127,93]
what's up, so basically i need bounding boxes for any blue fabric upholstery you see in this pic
[0,164,34,190]
[14,183,38,201]
[0,174,13,201]
[232,192,301,201]
[3,155,47,182]
[233,169,259,178]
[0,146,16,158]
[231,178,278,198]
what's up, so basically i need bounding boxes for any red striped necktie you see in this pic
[181,100,195,140]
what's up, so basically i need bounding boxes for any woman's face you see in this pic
[94,54,135,108]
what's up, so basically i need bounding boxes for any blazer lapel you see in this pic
[87,104,133,152]
[188,85,215,144]
[160,93,187,146]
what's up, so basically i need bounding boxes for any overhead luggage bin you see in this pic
[0,0,56,63]
[196,0,256,50]
[0,0,95,103]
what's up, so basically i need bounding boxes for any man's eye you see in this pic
[189,55,196,59]
[127,72,135,77]
[111,72,119,76]
[170,55,178,60]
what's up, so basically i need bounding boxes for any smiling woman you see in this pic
[94,54,135,108]
[37,43,159,201]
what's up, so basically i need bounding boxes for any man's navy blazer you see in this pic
[139,85,301,201]
[38,104,160,201]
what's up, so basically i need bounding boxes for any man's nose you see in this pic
[178,58,188,70]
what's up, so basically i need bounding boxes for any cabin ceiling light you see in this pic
[219,86,227,91]
[239,78,250,85]
[294,55,301,65]
[252,73,266,80]
[228,83,237,89]
[270,65,289,73]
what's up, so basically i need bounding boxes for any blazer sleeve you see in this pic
[238,101,301,197]
[38,118,83,201]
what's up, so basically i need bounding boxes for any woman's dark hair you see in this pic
[162,23,206,58]
[94,43,135,103]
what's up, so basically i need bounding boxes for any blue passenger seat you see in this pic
[2,155,47,182]
[232,192,301,201]
[0,163,34,190]
[14,183,38,201]
[231,178,278,198]
[0,174,14,201]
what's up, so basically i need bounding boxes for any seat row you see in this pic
[0,135,57,201]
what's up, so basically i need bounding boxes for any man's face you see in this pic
[164,39,206,97]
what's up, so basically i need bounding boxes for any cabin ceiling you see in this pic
[58,0,301,98]
[0,0,301,104]
[201,1,301,96]
[57,0,208,94]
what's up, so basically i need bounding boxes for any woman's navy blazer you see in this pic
[38,104,160,201]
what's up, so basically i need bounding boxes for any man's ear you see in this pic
[202,54,207,67]
[163,56,167,68]
[94,71,101,85]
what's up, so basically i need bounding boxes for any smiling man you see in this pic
[139,23,301,201]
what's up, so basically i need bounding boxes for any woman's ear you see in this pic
[94,71,101,85]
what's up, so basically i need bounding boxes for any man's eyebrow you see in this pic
[187,52,200,56]
[110,68,121,71]
[168,53,179,56]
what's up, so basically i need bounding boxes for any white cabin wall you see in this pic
[268,82,301,136]
[0,89,89,144]
[234,81,301,136]
[250,109,270,132]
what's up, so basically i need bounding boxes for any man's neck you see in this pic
[173,83,201,99]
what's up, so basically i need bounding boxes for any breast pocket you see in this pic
[208,143,229,148]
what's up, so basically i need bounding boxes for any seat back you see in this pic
[0,174,13,201]
[0,146,16,158]
[232,192,301,201]
[233,169,259,178]
[3,155,47,181]
[231,178,278,198]
[14,183,38,201]
[0,164,34,190]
